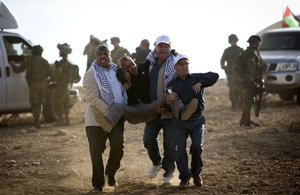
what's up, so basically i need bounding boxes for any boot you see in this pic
[34,117,41,129]
[180,98,198,120]
[65,114,70,126]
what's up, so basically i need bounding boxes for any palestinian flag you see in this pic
[283,6,300,27]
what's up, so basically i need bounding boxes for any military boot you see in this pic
[34,117,41,129]
[65,114,70,126]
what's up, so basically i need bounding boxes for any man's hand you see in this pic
[165,92,178,104]
[193,83,202,93]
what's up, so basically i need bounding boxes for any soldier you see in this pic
[131,39,151,65]
[110,37,131,64]
[220,34,244,110]
[10,45,55,129]
[83,35,107,72]
[54,43,73,125]
[239,35,267,126]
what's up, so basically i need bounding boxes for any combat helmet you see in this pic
[110,37,120,44]
[57,43,72,55]
[32,45,43,55]
[228,34,238,42]
[247,35,261,43]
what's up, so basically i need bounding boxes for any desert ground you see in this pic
[0,79,299,195]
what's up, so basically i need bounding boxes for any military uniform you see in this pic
[110,37,131,64]
[220,34,244,110]
[10,45,54,128]
[111,47,131,64]
[54,43,73,125]
[239,35,267,126]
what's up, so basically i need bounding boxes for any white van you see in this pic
[0,2,78,122]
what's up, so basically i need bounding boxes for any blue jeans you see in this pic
[173,116,205,181]
[86,119,124,188]
[143,118,176,177]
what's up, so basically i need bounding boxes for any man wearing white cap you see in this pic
[165,54,219,188]
[142,35,177,184]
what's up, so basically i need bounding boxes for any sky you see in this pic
[3,0,300,84]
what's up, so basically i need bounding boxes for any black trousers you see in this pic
[86,119,124,188]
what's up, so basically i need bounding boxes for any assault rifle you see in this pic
[254,80,265,117]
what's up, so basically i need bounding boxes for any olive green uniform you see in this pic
[239,47,266,125]
[111,47,131,64]
[54,59,71,124]
[11,56,54,125]
[220,45,244,109]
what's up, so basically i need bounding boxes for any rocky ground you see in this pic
[0,79,299,195]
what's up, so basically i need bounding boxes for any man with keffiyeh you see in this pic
[143,35,177,185]
[83,44,127,193]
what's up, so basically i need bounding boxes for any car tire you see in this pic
[279,93,294,101]
[43,88,57,123]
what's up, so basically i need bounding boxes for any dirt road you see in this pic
[0,79,299,195]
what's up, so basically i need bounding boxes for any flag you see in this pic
[283,6,300,27]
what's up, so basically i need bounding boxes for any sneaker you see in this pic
[148,164,162,179]
[90,186,103,193]
[179,179,189,189]
[163,175,173,185]
[193,175,203,187]
[180,98,198,120]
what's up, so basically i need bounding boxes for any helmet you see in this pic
[228,34,238,42]
[110,37,120,43]
[57,43,72,55]
[32,45,43,55]
[247,35,261,43]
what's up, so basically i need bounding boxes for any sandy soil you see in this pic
[0,79,299,195]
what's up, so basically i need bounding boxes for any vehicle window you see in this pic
[260,32,300,51]
[3,36,32,63]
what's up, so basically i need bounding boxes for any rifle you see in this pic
[254,80,265,117]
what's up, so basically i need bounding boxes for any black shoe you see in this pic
[179,179,189,189]
[107,175,118,187]
[90,186,103,193]
[193,175,203,187]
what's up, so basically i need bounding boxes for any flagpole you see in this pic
[281,0,285,27]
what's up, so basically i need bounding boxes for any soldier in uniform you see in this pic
[54,43,73,125]
[220,34,244,110]
[131,39,151,65]
[10,45,55,129]
[239,35,267,126]
[83,35,107,72]
[110,37,131,64]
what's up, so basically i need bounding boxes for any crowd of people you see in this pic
[82,34,220,192]
[10,33,266,192]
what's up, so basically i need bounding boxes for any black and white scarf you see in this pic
[92,61,119,106]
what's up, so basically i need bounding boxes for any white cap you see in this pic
[174,54,189,65]
[155,35,171,45]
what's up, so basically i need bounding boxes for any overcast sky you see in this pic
[4,0,300,83]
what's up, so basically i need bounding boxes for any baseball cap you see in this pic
[155,35,171,45]
[174,54,189,65]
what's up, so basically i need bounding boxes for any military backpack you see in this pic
[66,64,81,83]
